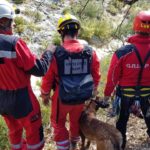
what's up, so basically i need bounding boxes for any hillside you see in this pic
[0,0,150,150]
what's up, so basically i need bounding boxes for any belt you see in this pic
[118,86,150,97]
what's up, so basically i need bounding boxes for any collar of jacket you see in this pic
[127,34,150,44]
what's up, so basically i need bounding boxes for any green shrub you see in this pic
[12,0,26,4]
[52,32,61,46]
[107,4,119,16]
[71,0,102,19]
[79,18,112,43]
[24,9,43,22]
[94,19,113,41]
[26,22,41,33]
[0,118,9,150]
[14,16,27,34]
[107,0,123,15]
[40,39,50,50]
[79,18,95,41]
[40,100,51,127]
[99,55,112,96]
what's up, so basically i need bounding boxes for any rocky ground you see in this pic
[41,109,150,150]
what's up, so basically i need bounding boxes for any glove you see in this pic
[40,93,50,106]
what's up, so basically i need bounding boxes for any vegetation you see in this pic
[23,9,43,23]
[52,32,61,46]
[0,118,9,150]
[12,0,27,4]
[0,0,150,149]
[107,0,123,15]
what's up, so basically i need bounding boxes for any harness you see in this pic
[120,45,150,98]
[111,45,150,118]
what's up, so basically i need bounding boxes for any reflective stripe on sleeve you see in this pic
[0,51,16,58]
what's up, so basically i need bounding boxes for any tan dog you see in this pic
[79,98,122,150]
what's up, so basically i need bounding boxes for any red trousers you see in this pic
[3,92,44,150]
[51,97,84,142]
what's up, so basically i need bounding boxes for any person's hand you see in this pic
[40,93,50,106]
[92,88,99,98]
[103,96,110,102]
[46,44,56,54]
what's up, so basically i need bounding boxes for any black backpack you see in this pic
[54,45,94,104]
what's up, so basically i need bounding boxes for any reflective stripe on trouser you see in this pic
[11,143,22,150]
[27,139,44,150]
[70,136,80,142]
[56,140,70,150]
[11,139,27,150]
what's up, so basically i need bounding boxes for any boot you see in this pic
[70,141,80,150]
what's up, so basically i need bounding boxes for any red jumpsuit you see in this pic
[104,34,150,149]
[0,32,53,150]
[41,39,100,150]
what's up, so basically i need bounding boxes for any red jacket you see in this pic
[104,34,150,96]
[0,35,53,90]
[41,39,101,97]
[0,33,53,118]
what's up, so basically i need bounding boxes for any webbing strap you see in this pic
[134,46,150,86]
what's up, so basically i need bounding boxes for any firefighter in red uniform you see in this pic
[104,11,150,149]
[0,1,55,150]
[41,14,100,150]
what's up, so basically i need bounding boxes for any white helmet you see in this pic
[0,0,14,19]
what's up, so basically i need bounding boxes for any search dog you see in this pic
[79,98,122,150]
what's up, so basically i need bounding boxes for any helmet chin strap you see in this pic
[0,19,12,32]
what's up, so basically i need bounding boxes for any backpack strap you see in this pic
[133,46,150,86]
[115,44,135,59]
[55,45,93,76]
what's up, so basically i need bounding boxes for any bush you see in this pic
[79,18,112,43]
[79,18,95,41]
[14,16,27,34]
[99,55,112,96]
[94,19,113,41]
[52,32,61,46]
[40,100,51,127]
[107,0,123,15]
[0,118,9,150]
[71,0,102,19]
[24,9,43,22]
[12,0,26,4]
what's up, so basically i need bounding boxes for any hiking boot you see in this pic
[70,141,80,150]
